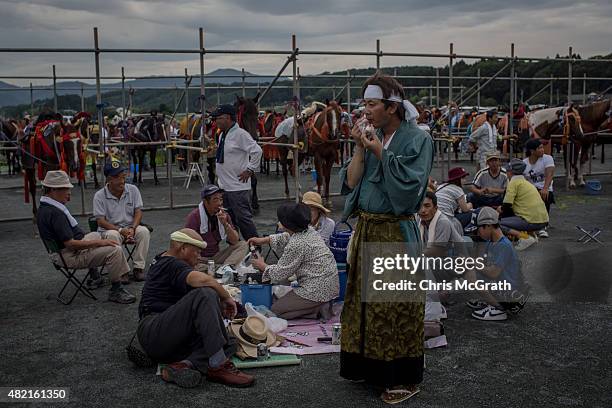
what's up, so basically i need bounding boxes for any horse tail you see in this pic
[24,171,30,203]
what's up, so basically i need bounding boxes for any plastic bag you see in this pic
[273,285,293,299]
[236,264,257,277]
[245,302,288,334]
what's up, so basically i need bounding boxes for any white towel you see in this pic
[418,209,441,245]
[484,121,496,145]
[40,196,78,227]
[198,202,226,241]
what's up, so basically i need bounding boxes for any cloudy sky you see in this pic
[1,0,611,85]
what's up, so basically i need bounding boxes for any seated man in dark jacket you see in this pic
[137,228,254,388]
[37,170,135,304]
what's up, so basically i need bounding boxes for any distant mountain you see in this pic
[2,53,612,115]
[0,68,274,107]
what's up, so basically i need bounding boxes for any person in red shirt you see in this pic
[185,185,248,271]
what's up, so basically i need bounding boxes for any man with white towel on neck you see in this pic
[184,184,248,272]
[36,170,136,304]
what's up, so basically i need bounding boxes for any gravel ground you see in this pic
[0,149,611,407]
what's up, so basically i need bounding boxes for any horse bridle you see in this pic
[562,107,582,143]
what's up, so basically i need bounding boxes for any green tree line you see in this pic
[2,52,611,118]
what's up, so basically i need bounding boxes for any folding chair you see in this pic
[41,238,99,305]
[576,225,603,244]
[88,216,153,265]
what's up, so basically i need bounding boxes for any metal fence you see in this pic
[1,27,612,222]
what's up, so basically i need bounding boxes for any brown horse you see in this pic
[130,114,167,185]
[18,120,38,218]
[235,94,261,210]
[526,105,585,187]
[571,99,611,187]
[177,113,217,184]
[0,119,23,175]
[259,110,285,175]
[272,115,309,199]
[308,100,342,204]
[28,116,85,201]
[71,112,101,188]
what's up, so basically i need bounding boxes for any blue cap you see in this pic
[211,104,236,118]
[103,161,127,177]
[201,184,224,199]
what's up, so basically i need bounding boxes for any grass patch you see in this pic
[555,194,604,211]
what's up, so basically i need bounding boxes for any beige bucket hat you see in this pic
[41,170,73,189]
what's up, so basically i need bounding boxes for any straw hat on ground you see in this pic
[229,315,279,359]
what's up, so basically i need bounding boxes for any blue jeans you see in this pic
[500,216,547,233]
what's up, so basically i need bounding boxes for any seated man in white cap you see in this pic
[465,207,528,322]
[184,184,248,271]
[137,228,254,388]
[93,161,150,282]
[36,170,136,304]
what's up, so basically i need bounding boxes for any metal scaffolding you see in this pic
[1,27,612,222]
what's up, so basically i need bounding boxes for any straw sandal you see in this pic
[381,386,420,404]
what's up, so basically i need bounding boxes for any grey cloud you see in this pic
[0,0,610,86]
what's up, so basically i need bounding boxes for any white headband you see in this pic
[171,231,207,249]
[362,85,419,122]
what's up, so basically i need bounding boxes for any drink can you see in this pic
[331,323,341,345]
[207,260,215,276]
[257,343,269,361]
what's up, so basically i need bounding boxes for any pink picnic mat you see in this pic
[273,322,340,355]
[272,304,343,355]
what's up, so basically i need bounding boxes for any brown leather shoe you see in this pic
[161,362,201,388]
[207,360,255,388]
[133,268,145,282]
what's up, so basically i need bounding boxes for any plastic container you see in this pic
[329,222,353,263]
[336,263,348,302]
[240,284,273,309]
[311,169,317,183]
[585,179,602,195]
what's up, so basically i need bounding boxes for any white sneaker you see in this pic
[515,235,537,251]
[471,305,508,321]
[466,299,488,310]
[537,229,549,238]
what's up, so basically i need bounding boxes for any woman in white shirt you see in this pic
[302,191,336,245]
[435,167,473,234]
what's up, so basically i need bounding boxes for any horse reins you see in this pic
[563,107,582,144]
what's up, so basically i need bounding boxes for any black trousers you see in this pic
[467,193,504,209]
[137,287,232,372]
[224,190,259,240]
[540,190,555,214]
